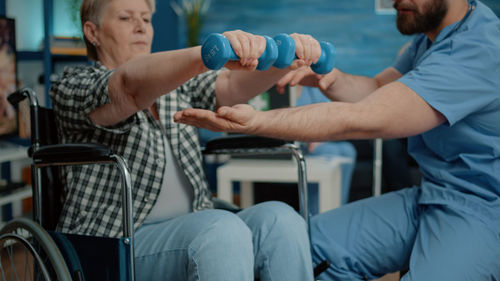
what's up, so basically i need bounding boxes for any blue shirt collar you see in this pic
[432,0,477,43]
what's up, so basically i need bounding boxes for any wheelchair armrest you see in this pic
[202,134,290,155]
[212,198,242,213]
[31,143,114,164]
[31,143,135,240]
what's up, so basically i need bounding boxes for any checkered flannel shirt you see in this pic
[50,62,218,237]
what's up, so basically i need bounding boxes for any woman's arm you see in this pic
[89,47,207,126]
[90,30,272,126]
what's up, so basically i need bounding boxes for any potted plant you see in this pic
[67,0,82,34]
[171,0,211,47]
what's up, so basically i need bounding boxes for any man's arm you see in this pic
[174,80,446,141]
[319,67,402,102]
[276,66,402,103]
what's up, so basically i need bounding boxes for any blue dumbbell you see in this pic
[273,33,336,74]
[201,33,279,71]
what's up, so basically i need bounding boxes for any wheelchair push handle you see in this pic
[7,87,39,107]
[7,88,41,149]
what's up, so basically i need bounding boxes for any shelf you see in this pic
[17,51,88,62]
[51,53,88,62]
[0,186,31,206]
[17,51,43,61]
[0,143,28,163]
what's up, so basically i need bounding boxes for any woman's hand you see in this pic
[222,30,267,71]
[221,31,322,72]
[174,104,259,134]
[288,33,322,70]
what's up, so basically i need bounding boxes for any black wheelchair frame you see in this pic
[2,88,135,281]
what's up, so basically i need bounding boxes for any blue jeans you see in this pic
[311,187,500,280]
[134,201,314,281]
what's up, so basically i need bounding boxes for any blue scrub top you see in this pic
[392,0,500,225]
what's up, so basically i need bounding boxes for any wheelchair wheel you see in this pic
[0,217,72,281]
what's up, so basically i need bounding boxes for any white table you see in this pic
[217,156,349,213]
[0,143,32,227]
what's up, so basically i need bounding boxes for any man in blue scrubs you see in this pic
[174,0,500,279]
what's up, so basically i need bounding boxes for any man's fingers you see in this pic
[175,107,241,132]
[318,70,338,91]
[217,105,246,121]
[276,67,309,88]
[276,71,297,90]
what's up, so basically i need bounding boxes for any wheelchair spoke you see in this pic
[23,248,33,281]
[8,245,22,281]
[0,256,7,281]
[1,219,72,281]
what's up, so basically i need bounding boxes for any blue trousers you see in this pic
[134,201,314,281]
[311,187,500,281]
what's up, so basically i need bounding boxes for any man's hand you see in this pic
[174,104,259,133]
[275,66,339,95]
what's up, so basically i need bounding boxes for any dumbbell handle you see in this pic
[274,33,336,74]
[201,33,278,71]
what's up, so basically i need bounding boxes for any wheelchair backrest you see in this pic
[34,106,65,231]
[8,88,65,231]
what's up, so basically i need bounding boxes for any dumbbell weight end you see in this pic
[201,33,239,70]
[311,41,336,74]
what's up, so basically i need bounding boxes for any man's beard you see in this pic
[394,0,448,35]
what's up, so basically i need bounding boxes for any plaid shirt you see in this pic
[50,62,218,237]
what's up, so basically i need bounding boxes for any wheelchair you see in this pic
[1,88,135,281]
[0,87,324,280]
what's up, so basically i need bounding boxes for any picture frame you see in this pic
[375,0,396,15]
[0,16,18,139]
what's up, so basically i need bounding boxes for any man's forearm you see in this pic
[250,102,356,142]
[323,69,379,103]
[324,67,402,103]
[250,80,442,142]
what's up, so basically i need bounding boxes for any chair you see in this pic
[1,87,135,281]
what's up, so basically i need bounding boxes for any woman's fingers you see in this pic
[290,33,321,66]
[224,30,266,69]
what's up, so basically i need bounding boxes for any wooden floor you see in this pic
[374,272,400,281]
[1,244,35,280]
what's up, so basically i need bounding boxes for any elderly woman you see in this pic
[50,0,322,280]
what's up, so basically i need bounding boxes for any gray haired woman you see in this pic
[50,0,322,280]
